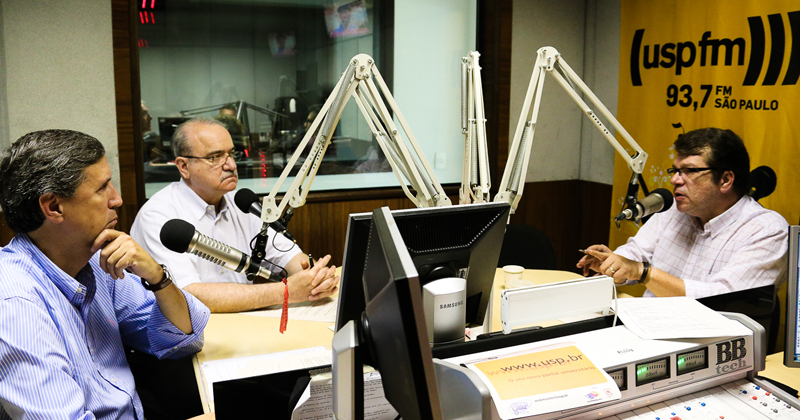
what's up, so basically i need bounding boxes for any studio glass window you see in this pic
[138,0,476,197]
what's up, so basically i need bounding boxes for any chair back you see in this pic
[497,224,557,270]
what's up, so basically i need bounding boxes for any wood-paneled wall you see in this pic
[262,180,612,274]
[111,0,144,240]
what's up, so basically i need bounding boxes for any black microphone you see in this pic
[615,188,674,223]
[233,188,295,242]
[159,219,277,281]
[747,165,776,202]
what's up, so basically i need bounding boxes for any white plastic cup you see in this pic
[503,265,531,289]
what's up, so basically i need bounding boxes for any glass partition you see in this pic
[138,0,476,197]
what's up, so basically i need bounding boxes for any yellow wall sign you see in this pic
[612,0,800,248]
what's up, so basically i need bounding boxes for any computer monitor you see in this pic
[335,202,510,334]
[157,116,193,149]
[332,207,443,420]
[784,225,800,367]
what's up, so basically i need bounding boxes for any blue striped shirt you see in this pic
[0,234,210,419]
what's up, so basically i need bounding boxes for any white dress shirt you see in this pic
[131,179,301,289]
[615,195,788,298]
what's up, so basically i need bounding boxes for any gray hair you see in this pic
[171,118,226,158]
[0,129,105,233]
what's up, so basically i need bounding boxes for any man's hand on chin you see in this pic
[92,229,161,281]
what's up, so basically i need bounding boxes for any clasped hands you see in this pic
[576,245,644,285]
[288,255,340,303]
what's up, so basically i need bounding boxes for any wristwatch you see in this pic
[141,264,174,292]
[638,261,651,285]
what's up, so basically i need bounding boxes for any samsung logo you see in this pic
[440,300,464,310]
[629,10,800,86]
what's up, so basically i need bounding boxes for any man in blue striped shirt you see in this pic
[0,130,210,419]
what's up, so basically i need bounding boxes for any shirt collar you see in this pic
[13,233,93,308]
[177,178,230,223]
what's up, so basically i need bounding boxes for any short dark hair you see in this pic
[0,129,105,233]
[674,127,750,196]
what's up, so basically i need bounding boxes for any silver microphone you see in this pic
[615,188,674,223]
[159,219,275,281]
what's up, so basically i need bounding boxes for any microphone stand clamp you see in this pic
[247,227,270,281]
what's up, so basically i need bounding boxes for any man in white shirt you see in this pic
[132,118,339,312]
[577,127,788,298]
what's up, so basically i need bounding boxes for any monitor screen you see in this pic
[335,202,510,332]
[157,116,193,149]
[785,225,800,367]
[324,1,370,39]
[268,32,296,57]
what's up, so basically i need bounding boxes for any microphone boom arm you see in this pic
[460,51,491,204]
[494,46,649,217]
[260,54,451,224]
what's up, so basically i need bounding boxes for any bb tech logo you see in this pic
[630,10,800,86]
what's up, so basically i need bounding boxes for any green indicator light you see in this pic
[678,358,685,365]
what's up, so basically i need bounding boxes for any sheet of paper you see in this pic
[466,343,620,419]
[199,346,332,403]
[291,369,398,420]
[242,297,338,323]
[616,297,751,340]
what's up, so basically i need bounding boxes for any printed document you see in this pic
[291,368,398,420]
[616,297,750,340]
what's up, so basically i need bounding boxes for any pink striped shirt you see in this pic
[616,195,788,298]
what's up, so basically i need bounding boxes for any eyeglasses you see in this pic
[666,167,722,178]
[182,150,243,167]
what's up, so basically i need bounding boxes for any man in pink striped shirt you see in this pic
[578,128,788,298]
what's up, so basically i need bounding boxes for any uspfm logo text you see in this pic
[630,10,800,86]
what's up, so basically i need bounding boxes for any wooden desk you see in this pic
[193,315,337,412]
[762,352,800,392]
[196,316,335,363]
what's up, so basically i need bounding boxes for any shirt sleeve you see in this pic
[113,273,209,359]
[131,205,204,289]
[683,223,789,299]
[615,212,663,263]
[613,213,664,286]
[0,297,96,420]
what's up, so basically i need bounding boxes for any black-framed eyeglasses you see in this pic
[666,167,722,177]
[182,150,243,167]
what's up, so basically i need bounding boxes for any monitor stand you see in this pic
[331,320,491,420]
[423,277,467,346]
[332,320,364,420]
